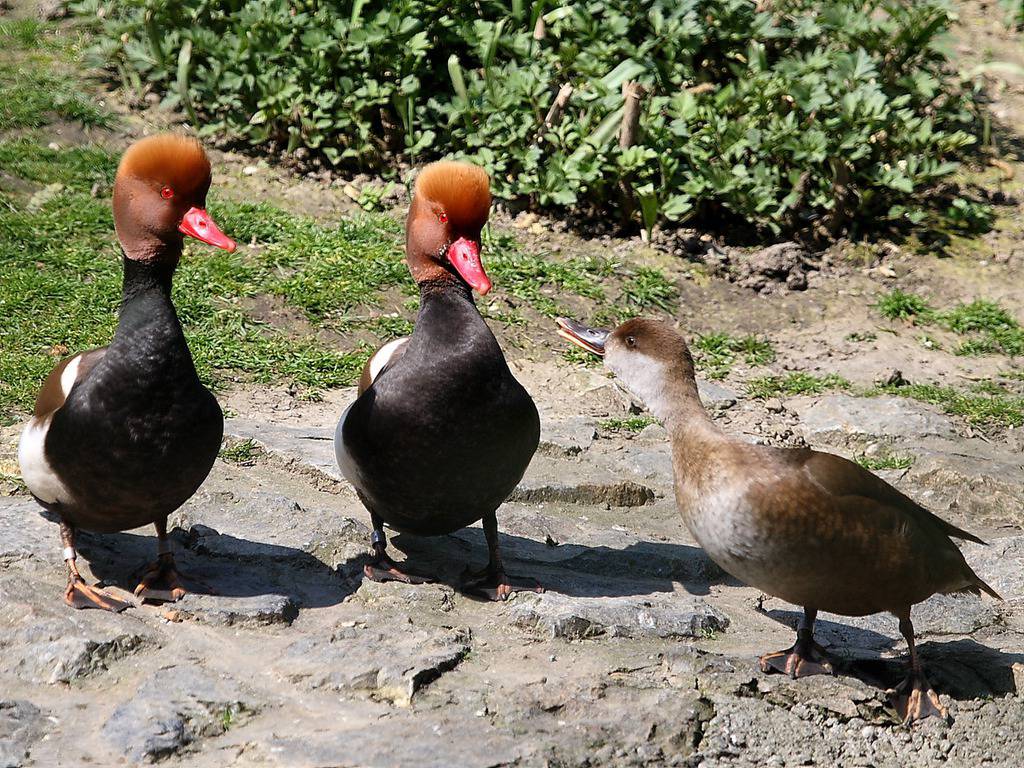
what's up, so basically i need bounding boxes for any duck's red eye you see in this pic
[160,186,174,199]
[438,211,448,224]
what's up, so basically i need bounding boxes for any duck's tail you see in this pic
[955,573,1002,601]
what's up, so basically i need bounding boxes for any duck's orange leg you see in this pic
[760,607,835,678]
[890,614,948,724]
[60,521,131,612]
[134,518,193,603]
[460,511,543,602]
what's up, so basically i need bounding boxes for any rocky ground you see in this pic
[1,366,1023,767]
[3,1,1024,766]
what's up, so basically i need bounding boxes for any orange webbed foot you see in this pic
[459,565,543,602]
[759,639,834,679]
[65,578,132,613]
[890,674,949,725]
[134,554,190,603]
[363,549,434,586]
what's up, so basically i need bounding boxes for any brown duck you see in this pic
[557,316,1000,724]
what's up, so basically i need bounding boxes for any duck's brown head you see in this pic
[112,134,236,262]
[557,317,696,419]
[406,161,492,294]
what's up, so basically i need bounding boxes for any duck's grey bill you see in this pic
[555,317,608,356]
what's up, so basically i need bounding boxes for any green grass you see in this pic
[219,439,261,465]
[746,372,851,399]
[0,19,680,418]
[561,345,601,368]
[0,140,118,191]
[855,454,915,471]
[873,383,1024,428]
[875,289,933,322]
[484,231,615,319]
[0,18,113,132]
[598,415,659,433]
[875,291,1023,357]
[620,267,678,313]
[944,300,1024,357]
[692,332,774,380]
[0,188,378,413]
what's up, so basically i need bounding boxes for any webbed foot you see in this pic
[66,578,132,612]
[134,553,189,603]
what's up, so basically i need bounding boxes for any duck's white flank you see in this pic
[334,337,409,489]
[17,355,83,504]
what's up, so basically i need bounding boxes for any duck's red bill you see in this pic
[448,237,491,295]
[556,317,608,355]
[179,207,237,252]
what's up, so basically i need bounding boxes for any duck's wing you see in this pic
[337,337,410,488]
[32,347,108,419]
[357,337,409,396]
[795,449,985,544]
[790,448,1000,599]
[19,347,107,505]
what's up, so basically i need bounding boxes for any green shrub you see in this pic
[80,0,980,235]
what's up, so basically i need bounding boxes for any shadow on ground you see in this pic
[78,526,358,609]
[390,527,735,598]
[766,607,1023,700]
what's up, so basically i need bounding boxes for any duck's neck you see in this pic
[621,360,720,442]
[660,377,719,438]
[418,272,474,306]
[111,254,191,368]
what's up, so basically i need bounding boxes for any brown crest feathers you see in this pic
[117,134,212,197]
[414,161,491,230]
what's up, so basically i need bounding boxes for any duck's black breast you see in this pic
[45,261,223,533]
[342,283,539,535]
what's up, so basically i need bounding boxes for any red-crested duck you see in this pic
[18,134,236,611]
[335,161,541,600]
[557,316,999,723]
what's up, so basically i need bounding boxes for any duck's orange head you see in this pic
[406,160,492,294]
[112,134,235,262]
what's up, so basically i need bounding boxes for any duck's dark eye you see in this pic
[160,186,174,200]
[438,211,448,224]
[626,335,637,347]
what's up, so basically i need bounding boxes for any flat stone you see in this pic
[538,415,597,456]
[173,593,298,627]
[179,492,370,570]
[609,445,674,486]
[790,395,956,446]
[0,701,43,768]
[510,479,655,507]
[0,500,59,567]
[636,422,669,441]
[255,704,522,768]
[224,419,340,482]
[278,625,470,706]
[907,448,1024,529]
[511,591,729,640]
[5,619,148,685]
[958,536,1024,607]
[698,379,739,409]
[102,664,256,763]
